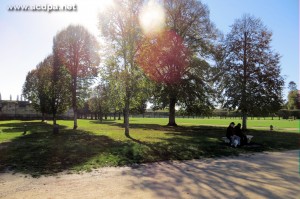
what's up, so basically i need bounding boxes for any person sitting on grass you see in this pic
[234,123,247,146]
[226,122,235,144]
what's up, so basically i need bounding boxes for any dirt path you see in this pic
[1,150,299,199]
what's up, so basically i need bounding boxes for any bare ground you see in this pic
[1,150,299,199]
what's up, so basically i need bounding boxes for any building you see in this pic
[0,100,73,120]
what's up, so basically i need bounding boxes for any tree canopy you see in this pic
[222,14,284,129]
[53,25,100,129]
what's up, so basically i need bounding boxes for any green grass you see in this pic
[0,118,299,177]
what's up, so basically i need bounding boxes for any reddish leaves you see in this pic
[137,30,189,85]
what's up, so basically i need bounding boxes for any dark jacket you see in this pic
[234,125,247,145]
[234,125,243,137]
[226,126,234,139]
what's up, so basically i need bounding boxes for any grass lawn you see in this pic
[0,118,299,177]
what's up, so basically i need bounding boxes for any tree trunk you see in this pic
[53,113,57,125]
[73,110,78,129]
[42,112,45,122]
[124,98,130,136]
[99,112,103,122]
[242,113,247,130]
[241,32,248,131]
[53,113,59,134]
[72,76,78,130]
[167,96,177,126]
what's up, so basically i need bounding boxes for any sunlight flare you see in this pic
[139,0,165,36]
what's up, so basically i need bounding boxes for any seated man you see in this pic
[226,122,235,144]
[234,123,247,145]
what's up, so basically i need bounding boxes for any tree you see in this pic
[53,25,100,129]
[50,55,72,125]
[98,0,148,136]
[223,14,284,130]
[137,30,189,126]
[88,84,110,122]
[287,81,299,110]
[23,55,71,125]
[138,0,219,126]
[99,57,125,120]
[23,62,50,121]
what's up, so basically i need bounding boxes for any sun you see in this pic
[139,0,165,36]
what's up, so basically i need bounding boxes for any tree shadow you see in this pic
[105,121,176,132]
[123,125,241,162]
[123,150,300,198]
[0,121,54,134]
[0,122,133,177]
[123,123,300,163]
[0,120,299,178]
[89,120,119,125]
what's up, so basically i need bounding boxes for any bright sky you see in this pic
[0,0,298,101]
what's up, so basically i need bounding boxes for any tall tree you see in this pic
[137,30,189,126]
[88,84,110,121]
[50,55,72,125]
[223,14,284,130]
[53,25,100,129]
[23,55,71,124]
[287,81,299,110]
[23,63,50,121]
[99,57,125,120]
[139,0,219,126]
[99,0,147,136]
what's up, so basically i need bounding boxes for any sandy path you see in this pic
[1,150,299,199]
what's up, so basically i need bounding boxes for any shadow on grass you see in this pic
[0,121,299,177]
[124,123,300,159]
[0,122,133,177]
[0,121,52,133]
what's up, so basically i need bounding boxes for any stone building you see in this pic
[0,100,73,120]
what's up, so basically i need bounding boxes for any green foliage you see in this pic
[53,25,100,129]
[22,55,71,122]
[222,15,284,129]
[146,0,220,125]
[98,0,150,134]
[287,91,298,110]
[287,81,299,110]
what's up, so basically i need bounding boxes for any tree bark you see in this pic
[124,97,130,136]
[242,113,247,131]
[42,113,45,122]
[167,95,177,126]
[242,32,248,131]
[72,76,78,130]
[53,113,57,125]
[73,110,78,129]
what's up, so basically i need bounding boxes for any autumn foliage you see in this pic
[137,30,189,85]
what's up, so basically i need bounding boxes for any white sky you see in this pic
[0,0,298,101]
